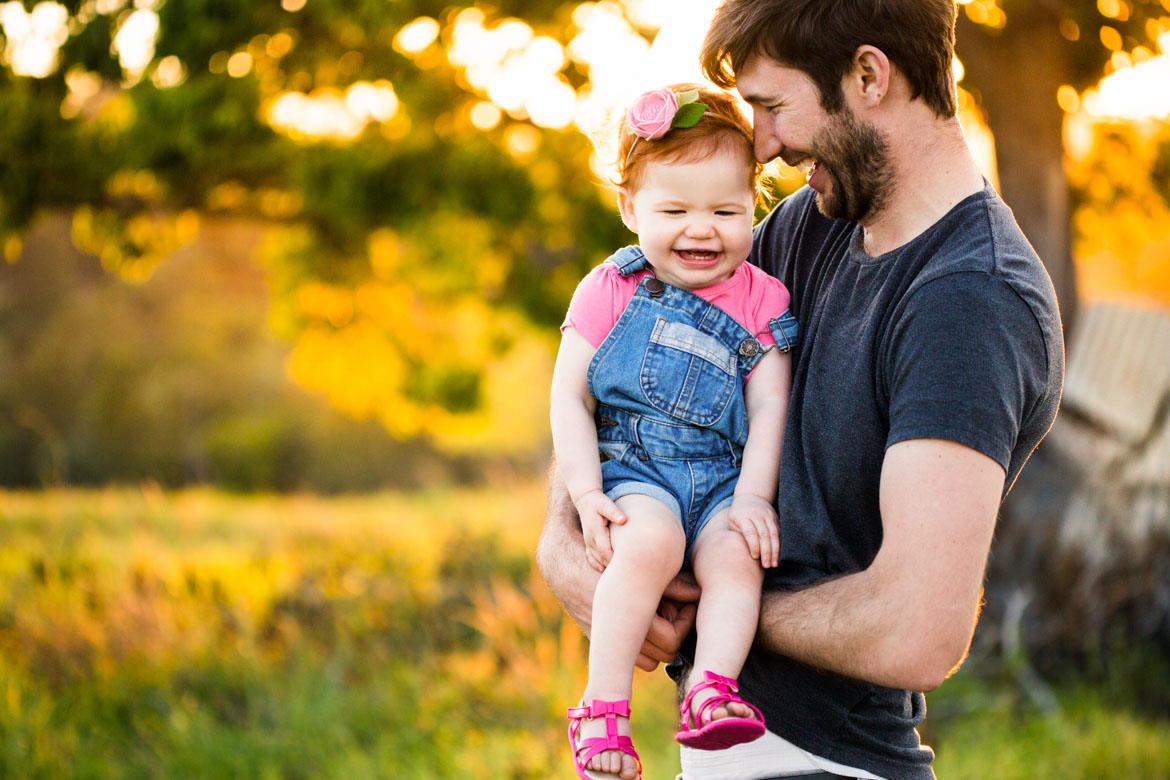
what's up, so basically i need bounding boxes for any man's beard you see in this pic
[809,108,892,223]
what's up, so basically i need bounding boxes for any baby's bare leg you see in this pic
[579,493,685,777]
[685,510,764,723]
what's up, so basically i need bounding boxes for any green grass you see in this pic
[0,487,1166,779]
[927,681,1170,778]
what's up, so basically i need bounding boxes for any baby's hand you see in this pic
[729,494,780,568]
[576,489,628,572]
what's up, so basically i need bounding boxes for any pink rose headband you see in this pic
[623,88,708,169]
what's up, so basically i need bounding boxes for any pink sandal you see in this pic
[567,699,643,779]
[675,671,766,750]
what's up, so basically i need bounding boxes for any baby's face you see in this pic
[618,149,756,290]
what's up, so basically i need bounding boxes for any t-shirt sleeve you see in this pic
[743,265,793,348]
[560,263,636,348]
[884,272,1049,473]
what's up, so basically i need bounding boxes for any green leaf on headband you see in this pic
[672,101,707,129]
[676,89,700,106]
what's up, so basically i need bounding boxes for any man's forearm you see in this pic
[758,567,908,687]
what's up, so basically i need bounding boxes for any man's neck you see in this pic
[859,113,986,257]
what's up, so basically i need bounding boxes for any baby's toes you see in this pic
[620,752,639,779]
[592,749,622,775]
[726,700,752,719]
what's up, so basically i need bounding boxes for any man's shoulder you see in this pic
[908,186,1061,340]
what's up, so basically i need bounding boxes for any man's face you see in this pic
[736,55,892,222]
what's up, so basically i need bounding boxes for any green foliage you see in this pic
[0,1,636,454]
[0,215,478,491]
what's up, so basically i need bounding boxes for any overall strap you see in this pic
[604,245,650,277]
[765,309,800,353]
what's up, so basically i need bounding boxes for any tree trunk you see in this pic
[956,11,1078,334]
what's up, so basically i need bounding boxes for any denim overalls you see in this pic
[589,246,798,559]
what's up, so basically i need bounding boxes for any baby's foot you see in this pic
[684,673,755,726]
[573,700,640,779]
[677,670,766,749]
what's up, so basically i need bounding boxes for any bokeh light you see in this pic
[267,81,400,141]
[226,51,253,78]
[470,101,503,130]
[0,1,68,78]
[111,8,158,82]
[1083,54,1170,119]
[151,54,186,89]
[394,16,440,55]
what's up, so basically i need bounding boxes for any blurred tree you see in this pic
[0,0,632,459]
[956,0,1170,331]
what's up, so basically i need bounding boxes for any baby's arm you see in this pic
[549,327,628,572]
[730,349,792,568]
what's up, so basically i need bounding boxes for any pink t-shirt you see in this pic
[561,261,792,377]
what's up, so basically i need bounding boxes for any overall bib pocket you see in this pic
[640,318,736,426]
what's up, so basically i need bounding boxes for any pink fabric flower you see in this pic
[626,88,679,140]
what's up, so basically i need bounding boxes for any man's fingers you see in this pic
[640,600,697,666]
[634,652,660,672]
[662,573,701,603]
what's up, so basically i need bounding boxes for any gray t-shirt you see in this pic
[737,183,1064,778]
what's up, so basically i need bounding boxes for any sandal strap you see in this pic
[679,671,763,730]
[568,699,632,720]
[567,699,642,777]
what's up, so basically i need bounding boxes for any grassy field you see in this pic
[0,487,1167,779]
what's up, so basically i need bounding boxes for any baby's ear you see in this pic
[617,188,639,234]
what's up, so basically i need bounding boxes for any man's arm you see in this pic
[757,437,1004,691]
[537,463,701,670]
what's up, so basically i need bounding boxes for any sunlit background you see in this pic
[6,0,1167,462]
[2,3,1170,776]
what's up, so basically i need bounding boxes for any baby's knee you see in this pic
[612,516,685,573]
[692,528,763,584]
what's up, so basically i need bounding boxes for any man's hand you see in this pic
[729,494,780,568]
[636,574,701,671]
[575,489,627,572]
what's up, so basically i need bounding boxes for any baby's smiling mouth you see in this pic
[676,249,720,264]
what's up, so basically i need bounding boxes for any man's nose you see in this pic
[754,130,782,164]
[752,112,783,164]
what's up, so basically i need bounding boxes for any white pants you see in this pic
[676,729,887,780]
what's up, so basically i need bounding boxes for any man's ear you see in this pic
[847,45,890,108]
[617,188,639,234]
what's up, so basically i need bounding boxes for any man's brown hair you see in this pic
[700,0,958,118]
[617,83,761,191]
